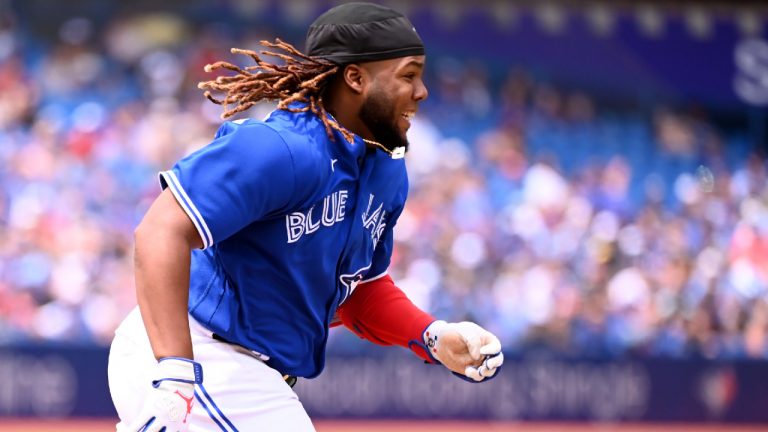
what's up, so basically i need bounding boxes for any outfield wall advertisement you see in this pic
[1,346,766,422]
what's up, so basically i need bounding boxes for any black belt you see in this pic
[212,333,297,388]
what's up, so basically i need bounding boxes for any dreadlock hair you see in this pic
[197,38,354,143]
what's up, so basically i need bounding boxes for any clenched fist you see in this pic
[424,320,504,382]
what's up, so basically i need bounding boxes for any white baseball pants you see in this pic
[108,307,315,432]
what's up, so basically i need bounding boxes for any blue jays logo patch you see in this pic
[339,264,371,304]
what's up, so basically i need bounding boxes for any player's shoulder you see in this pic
[215,113,325,162]
[228,110,331,200]
[261,109,333,174]
[212,117,285,152]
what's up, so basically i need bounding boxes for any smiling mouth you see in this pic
[400,111,415,130]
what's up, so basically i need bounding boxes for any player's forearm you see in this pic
[337,275,436,362]
[134,222,195,361]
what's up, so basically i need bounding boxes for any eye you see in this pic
[402,72,416,81]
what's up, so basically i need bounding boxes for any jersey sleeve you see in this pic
[336,274,437,363]
[159,121,297,249]
[363,176,408,282]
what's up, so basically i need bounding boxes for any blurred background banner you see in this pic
[1,0,767,425]
[0,345,113,418]
[303,351,768,423]
[2,346,768,422]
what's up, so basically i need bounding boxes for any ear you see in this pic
[342,64,366,95]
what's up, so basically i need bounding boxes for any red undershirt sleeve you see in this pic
[333,274,438,363]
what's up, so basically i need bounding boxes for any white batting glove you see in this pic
[424,320,504,382]
[125,357,202,432]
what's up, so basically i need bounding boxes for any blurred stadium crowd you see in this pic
[0,3,766,361]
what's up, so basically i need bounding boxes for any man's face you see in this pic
[358,55,428,152]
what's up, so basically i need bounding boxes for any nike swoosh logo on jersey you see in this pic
[331,159,338,172]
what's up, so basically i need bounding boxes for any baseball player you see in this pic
[107,3,503,431]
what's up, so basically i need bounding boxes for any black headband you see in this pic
[306,2,424,65]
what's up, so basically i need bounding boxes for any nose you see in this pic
[413,78,428,102]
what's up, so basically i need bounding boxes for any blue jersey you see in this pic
[158,107,408,378]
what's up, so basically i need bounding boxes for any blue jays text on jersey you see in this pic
[158,105,408,378]
[285,189,349,243]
